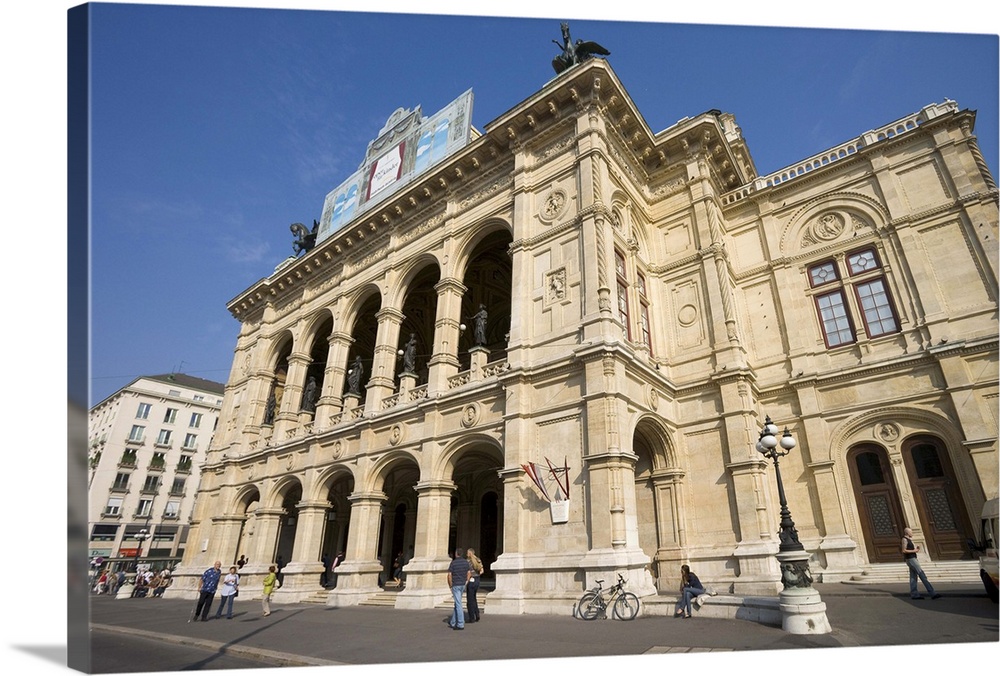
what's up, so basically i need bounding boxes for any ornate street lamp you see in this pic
[756,416,804,555]
[756,415,831,634]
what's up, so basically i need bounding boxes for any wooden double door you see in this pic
[848,436,972,563]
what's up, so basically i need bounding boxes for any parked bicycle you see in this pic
[575,573,640,620]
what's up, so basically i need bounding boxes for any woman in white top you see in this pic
[214,566,240,619]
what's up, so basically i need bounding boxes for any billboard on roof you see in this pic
[316,89,474,244]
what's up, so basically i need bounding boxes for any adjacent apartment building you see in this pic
[172,57,998,613]
[88,374,225,568]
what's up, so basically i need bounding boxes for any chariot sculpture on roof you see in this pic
[551,22,610,74]
[290,220,319,256]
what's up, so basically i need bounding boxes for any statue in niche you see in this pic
[290,219,319,256]
[346,356,364,395]
[551,22,610,74]
[401,333,418,373]
[300,376,318,413]
[263,378,278,425]
[472,304,488,347]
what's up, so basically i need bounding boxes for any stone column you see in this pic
[246,507,283,567]
[395,479,455,610]
[327,491,385,607]
[313,331,345,428]
[274,352,310,439]
[279,500,328,595]
[427,278,466,393]
[365,307,404,413]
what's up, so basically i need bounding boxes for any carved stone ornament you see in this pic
[677,304,698,327]
[332,440,344,459]
[876,422,900,443]
[802,211,846,247]
[241,353,252,376]
[539,189,568,223]
[646,386,659,411]
[461,403,481,428]
[546,268,567,303]
[389,424,403,446]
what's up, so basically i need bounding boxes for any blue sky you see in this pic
[82,2,999,407]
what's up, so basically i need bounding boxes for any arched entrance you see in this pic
[448,446,504,572]
[848,444,906,563]
[902,435,974,560]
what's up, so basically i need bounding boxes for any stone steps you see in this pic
[844,560,981,584]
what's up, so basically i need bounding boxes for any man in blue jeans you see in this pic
[902,528,941,600]
[191,561,223,621]
[447,548,472,630]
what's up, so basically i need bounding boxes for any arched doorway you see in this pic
[902,435,974,560]
[848,444,906,563]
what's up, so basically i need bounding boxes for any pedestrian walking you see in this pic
[674,564,705,618]
[262,565,278,616]
[902,527,941,600]
[321,553,331,587]
[466,548,484,623]
[191,561,222,622]
[215,566,240,619]
[447,547,473,630]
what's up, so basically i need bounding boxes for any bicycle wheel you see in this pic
[577,591,603,620]
[613,591,640,620]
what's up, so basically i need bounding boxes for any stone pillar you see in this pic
[274,353,310,439]
[246,508,283,567]
[395,479,455,610]
[314,331,348,428]
[327,491,385,607]
[280,500,328,594]
[243,371,276,448]
[365,307,405,413]
[208,514,247,567]
[427,278,466,394]
[469,345,490,380]
[808,460,861,581]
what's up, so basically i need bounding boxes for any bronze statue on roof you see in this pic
[551,22,610,74]
[290,220,319,256]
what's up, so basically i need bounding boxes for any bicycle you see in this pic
[575,573,640,620]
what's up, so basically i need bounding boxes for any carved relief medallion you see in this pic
[389,424,403,446]
[461,403,481,428]
[876,422,900,443]
[646,386,660,411]
[539,189,568,223]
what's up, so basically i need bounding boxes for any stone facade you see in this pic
[174,60,998,613]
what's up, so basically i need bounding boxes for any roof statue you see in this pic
[551,22,610,74]
[290,220,319,256]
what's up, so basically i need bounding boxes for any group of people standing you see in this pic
[190,558,285,621]
[93,567,172,598]
[446,547,485,630]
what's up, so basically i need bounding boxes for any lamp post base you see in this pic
[778,587,832,634]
